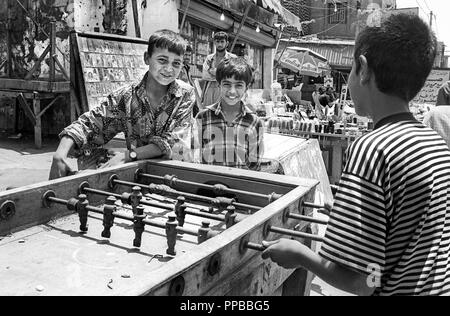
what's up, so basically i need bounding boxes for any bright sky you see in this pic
[396,0,450,53]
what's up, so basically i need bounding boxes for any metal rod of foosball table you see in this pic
[184,208,226,222]
[139,173,282,202]
[82,186,173,210]
[82,184,231,224]
[84,205,218,238]
[268,226,324,242]
[302,201,326,210]
[286,212,328,225]
[244,242,267,252]
[301,201,330,216]
[112,178,260,212]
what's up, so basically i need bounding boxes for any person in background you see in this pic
[179,44,202,117]
[193,57,264,171]
[202,32,237,107]
[49,29,195,179]
[423,101,450,148]
[312,86,325,119]
[262,13,450,296]
[436,80,450,106]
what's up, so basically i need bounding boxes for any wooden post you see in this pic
[49,22,56,82]
[33,92,42,149]
[6,0,13,77]
[355,9,361,38]
[131,0,141,38]
[230,4,251,52]
[70,41,77,122]
[180,0,191,31]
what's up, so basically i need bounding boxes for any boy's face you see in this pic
[348,60,370,117]
[220,76,247,106]
[144,47,183,86]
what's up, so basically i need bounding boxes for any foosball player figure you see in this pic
[213,197,234,213]
[225,205,237,228]
[174,196,187,230]
[165,214,178,256]
[130,186,143,215]
[78,194,89,233]
[198,221,211,244]
[133,205,146,248]
[102,196,117,238]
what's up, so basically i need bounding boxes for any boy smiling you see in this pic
[193,57,264,170]
[50,29,195,179]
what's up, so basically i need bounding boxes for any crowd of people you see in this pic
[311,85,339,119]
[48,14,450,296]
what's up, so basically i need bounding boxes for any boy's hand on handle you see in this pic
[261,238,306,269]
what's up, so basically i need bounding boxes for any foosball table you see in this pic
[0,160,327,296]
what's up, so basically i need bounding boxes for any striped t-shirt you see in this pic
[319,114,450,296]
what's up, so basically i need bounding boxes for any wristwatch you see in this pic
[128,150,138,161]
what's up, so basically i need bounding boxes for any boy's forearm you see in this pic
[134,143,163,160]
[55,136,76,159]
[296,247,375,296]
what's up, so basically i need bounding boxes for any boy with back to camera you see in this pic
[262,14,450,296]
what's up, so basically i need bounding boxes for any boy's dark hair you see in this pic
[354,14,437,102]
[147,29,187,57]
[216,57,253,86]
[213,31,229,42]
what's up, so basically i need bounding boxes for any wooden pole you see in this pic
[180,0,191,31]
[33,92,42,149]
[53,54,70,81]
[230,4,251,52]
[49,22,56,82]
[131,0,141,38]
[24,44,50,80]
[6,0,12,77]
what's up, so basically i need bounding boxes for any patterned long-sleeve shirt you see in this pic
[60,72,196,158]
[192,101,264,170]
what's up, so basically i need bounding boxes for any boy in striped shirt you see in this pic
[262,14,450,296]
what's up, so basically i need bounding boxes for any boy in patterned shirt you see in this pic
[49,29,195,179]
[262,14,450,296]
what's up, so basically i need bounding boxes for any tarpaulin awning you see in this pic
[281,39,355,69]
[250,0,303,31]
[211,0,302,31]
[275,47,331,77]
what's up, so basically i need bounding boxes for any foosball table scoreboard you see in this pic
[0,160,325,296]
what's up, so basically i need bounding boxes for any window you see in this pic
[328,2,347,24]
